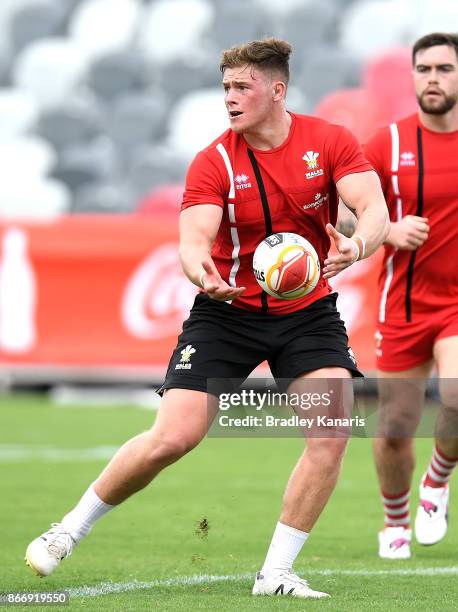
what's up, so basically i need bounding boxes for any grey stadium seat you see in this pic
[126,144,188,201]
[282,3,338,60]
[106,91,168,152]
[296,45,362,106]
[36,96,104,150]
[158,58,217,101]
[87,50,149,100]
[72,181,135,214]
[210,0,275,49]
[51,137,121,192]
[10,0,68,55]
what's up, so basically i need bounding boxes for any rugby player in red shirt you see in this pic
[364,33,458,559]
[26,38,388,597]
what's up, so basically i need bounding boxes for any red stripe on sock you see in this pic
[386,510,409,520]
[384,500,408,510]
[381,489,409,500]
[423,473,448,488]
[430,464,447,479]
[434,454,453,471]
[435,445,458,464]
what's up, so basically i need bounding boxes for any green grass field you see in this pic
[1,393,457,611]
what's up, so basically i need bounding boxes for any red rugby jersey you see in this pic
[182,112,372,314]
[364,114,458,323]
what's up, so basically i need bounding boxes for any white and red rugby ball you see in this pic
[252,232,320,300]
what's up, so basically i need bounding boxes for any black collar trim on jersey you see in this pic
[247,149,271,313]
[405,126,424,322]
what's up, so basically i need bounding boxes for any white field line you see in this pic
[0,444,118,461]
[68,567,458,598]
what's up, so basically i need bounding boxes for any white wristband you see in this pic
[350,240,360,263]
[351,234,366,260]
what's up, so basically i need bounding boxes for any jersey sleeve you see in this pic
[328,125,374,184]
[181,150,229,211]
[363,129,391,194]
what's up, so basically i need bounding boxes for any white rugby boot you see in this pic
[252,570,329,598]
[415,477,449,545]
[25,523,75,577]
[378,526,411,559]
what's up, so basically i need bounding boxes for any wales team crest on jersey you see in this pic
[303,151,324,180]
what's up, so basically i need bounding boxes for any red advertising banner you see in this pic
[0,217,381,381]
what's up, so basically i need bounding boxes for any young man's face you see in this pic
[222,64,279,134]
[414,44,458,115]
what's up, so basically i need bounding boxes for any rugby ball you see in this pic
[252,232,320,300]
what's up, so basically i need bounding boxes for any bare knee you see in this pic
[375,436,412,453]
[146,433,200,466]
[439,381,458,409]
[306,438,348,470]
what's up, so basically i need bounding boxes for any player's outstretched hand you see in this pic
[323,223,359,279]
[200,260,246,301]
[388,215,429,250]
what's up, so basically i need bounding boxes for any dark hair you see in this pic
[220,38,292,84]
[412,32,458,64]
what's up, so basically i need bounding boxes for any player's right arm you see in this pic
[179,204,246,301]
[180,148,246,301]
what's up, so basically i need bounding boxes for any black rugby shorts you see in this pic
[157,292,362,396]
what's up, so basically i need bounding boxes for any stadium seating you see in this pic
[36,96,103,150]
[72,181,133,213]
[0,177,70,219]
[12,37,89,108]
[50,137,119,192]
[68,0,141,60]
[0,88,39,141]
[0,136,56,179]
[87,50,149,100]
[296,46,361,106]
[138,0,214,65]
[126,144,187,200]
[106,92,169,153]
[413,0,458,38]
[168,88,229,162]
[339,0,413,58]
[0,0,450,219]
[210,0,273,50]
[9,0,68,55]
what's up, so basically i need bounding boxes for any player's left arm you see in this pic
[323,170,389,279]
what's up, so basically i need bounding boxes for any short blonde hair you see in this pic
[220,38,292,84]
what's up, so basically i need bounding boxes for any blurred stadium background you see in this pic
[0,0,456,390]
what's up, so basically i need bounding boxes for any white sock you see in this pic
[61,484,114,543]
[261,522,309,576]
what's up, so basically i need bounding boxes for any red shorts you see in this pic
[376,304,458,372]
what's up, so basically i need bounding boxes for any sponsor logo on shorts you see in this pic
[347,347,357,365]
[175,344,196,370]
